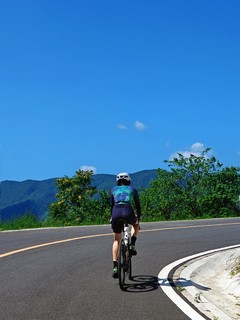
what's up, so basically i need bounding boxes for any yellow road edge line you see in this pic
[0,233,112,259]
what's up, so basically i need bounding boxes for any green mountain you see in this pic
[0,170,157,222]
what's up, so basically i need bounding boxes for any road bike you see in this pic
[118,220,132,290]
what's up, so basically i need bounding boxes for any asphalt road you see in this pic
[0,218,240,320]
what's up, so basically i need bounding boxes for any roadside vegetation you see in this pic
[1,147,240,231]
[0,213,43,231]
[230,257,240,276]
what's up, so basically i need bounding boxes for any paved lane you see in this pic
[0,218,240,320]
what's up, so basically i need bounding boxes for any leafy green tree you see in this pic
[165,148,224,218]
[94,190,111,224]
[141,148,240,220]
[48,170,97,224]
[199,166,240,217]
[140,169,181,220]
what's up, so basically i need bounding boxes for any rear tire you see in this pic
[118,240,126,290]
[128,250,132,280]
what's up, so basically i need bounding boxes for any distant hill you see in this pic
[0,170,157,222]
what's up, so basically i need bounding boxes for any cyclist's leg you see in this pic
[112,232,121,278]
[131,219,140,237]
[125,209,139,255]
[129,222,139,253]
[111,206,123,277]
[112,232,121,262]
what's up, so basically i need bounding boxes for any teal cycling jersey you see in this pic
[110,185,141,219]
[111,185,134,204]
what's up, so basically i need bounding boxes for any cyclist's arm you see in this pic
[133,189,141,220]
[110,191,115,215]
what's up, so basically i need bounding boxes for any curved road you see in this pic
[0,218,240,320]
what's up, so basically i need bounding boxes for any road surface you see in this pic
[0,218,240,320]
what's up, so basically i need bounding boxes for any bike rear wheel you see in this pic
[118,240,127,290]
[128,247,132,280]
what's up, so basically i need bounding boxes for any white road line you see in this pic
[158,244,240,320]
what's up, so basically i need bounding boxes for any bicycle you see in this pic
[118,219,132,290]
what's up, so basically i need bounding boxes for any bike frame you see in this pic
[118,221,132,290]
[123,222,132,247]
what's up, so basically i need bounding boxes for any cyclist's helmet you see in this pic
[116,172,131,182]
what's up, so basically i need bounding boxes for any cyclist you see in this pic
[110,172,141,278]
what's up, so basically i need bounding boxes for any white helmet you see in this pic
[116,172,131,182]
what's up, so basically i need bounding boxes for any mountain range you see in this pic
[0,170,157,222]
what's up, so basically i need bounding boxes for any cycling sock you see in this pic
[131,236,137,245]
[113,261,118,268]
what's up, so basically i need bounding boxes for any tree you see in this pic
[141,148,240,220]
[140,169,181,220]
[48,170,97,224]
[95,190,111,223]
[165,148,224,218]
[199,166,240,217]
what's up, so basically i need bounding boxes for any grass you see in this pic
[194,292,202,303]
[0,214,42,231]
[0,215,65,231]
[0,214,109,231]
[176,285,185,293]
[230,257,240,277]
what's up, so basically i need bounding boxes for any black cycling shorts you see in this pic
[111,203,137,234]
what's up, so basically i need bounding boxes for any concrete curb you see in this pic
[159,244,240,320]
[174,247,240,320]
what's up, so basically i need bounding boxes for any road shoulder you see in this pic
[173,248,240,320]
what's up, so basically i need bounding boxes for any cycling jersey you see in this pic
[110,185,141,219]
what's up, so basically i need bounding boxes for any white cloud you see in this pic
[134,120,146,131]
[190,142,204,153]
[116,121,146,131]
[170,142,208,160]
[117,124,128,130]
[80,165,97,173]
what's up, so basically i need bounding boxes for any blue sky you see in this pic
[1,0,240,181]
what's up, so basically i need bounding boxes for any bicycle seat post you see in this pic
[123,223,131,246]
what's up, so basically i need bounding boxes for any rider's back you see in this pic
[111,185,135,204]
